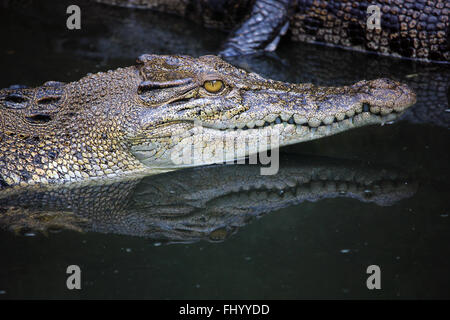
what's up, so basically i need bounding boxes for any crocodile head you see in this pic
[131,54,416,168]
[0,54,416,187]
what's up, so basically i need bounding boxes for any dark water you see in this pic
[0,0,449,299]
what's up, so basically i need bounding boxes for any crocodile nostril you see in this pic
[37,96,60,104]
[26,114,52,123]
[4,94,27,104]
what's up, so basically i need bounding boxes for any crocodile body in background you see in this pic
[290,0,449,62]
[95,0,450,62]
[0,54,415,188]
[0,156,417,242]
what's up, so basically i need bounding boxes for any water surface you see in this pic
[0,0,449,299]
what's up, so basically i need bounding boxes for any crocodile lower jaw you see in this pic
[133,111,402,169]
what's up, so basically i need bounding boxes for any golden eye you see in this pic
[203,80,223,93]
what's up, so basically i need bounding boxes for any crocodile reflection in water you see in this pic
[0,155,417,244]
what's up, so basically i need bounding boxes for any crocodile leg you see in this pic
[219,0,294,57]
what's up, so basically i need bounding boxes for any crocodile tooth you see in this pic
[310,127,317,134]
[236,122,246,129]
[264,114,277,123]
[386,113,397,121]
[323,116,334,125]
[394,105,404,112]
[274,181,285,190]
[285,177,297,187]
[335,113,345,121]
[380,108,391,115]
[308,118,321,127]
[281,112,292,121]
[283,124,295,135]
[255,119,265,127]
[293,115,307,124]
[274,123,284,132]
[355,105,363,113]
[346,110,355,117]
[370,106,380,114]
[317,125,327,135]
[246,121,255,128]
[296,125,307,135]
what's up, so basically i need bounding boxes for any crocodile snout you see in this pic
[354,78,416,113]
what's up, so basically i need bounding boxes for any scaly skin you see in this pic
[0,54,416,188]
[0,156,417,242]
[290,0,450,62]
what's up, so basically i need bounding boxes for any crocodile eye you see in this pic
[203,80,223,93]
